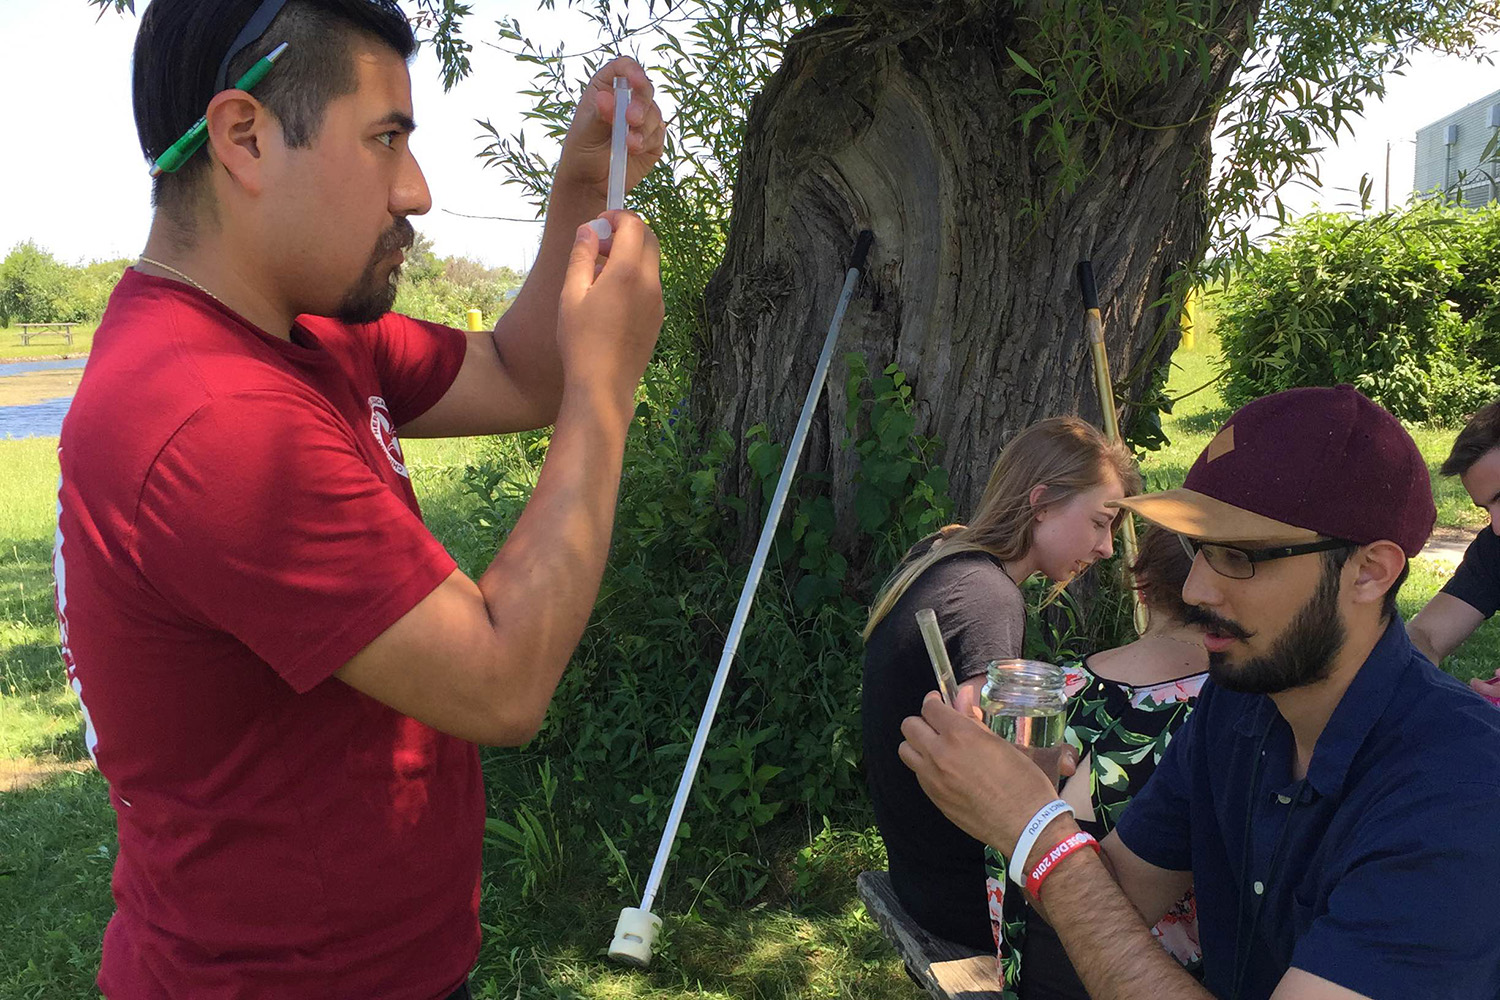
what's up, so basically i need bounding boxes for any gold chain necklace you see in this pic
[137,256,224,307]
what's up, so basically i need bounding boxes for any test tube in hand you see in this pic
[916,608,959,706]
[589,76,632,243]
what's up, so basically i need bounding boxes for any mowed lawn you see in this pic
[0,324,96,363]
[2,334,1498,997]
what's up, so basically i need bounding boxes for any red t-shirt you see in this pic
[55,269,483,999]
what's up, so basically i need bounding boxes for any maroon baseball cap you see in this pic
[1111,385,1435,558]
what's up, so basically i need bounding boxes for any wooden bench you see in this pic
[857,870,1003,1000]
[17,322,76,346]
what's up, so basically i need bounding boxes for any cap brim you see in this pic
[1107,489,1320,544]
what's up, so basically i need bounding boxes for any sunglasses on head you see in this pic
[1177,533,1352,580]
[215,0,406,91]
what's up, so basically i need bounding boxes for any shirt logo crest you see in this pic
[368,396,409,479]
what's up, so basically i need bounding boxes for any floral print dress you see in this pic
[984,658,1208,996]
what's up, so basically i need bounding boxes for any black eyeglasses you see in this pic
[1177,533,1353,580]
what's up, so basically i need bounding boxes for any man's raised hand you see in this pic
[556,56,666,200]
[557,210,664,406]
[899,692,1079,857]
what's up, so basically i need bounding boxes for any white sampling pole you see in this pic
[607,230,875,967]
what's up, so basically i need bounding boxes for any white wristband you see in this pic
[1007,798,1075,887]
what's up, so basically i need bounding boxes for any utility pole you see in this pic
[1385,141,1391,212]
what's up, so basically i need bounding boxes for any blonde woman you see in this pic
[861,416,1140,951]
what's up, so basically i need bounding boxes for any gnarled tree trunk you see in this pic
[694,3,1255,564]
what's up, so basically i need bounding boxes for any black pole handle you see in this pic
[1077,260,1099,311]
[850,230,874,273]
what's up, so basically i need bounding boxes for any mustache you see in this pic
[377,217,416,258]
[1181,602,1252,640]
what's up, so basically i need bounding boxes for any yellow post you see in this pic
[1079,261,1150,637]
[465,308,484,332]
[1180,291,1197,351]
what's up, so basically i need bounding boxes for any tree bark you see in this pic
[694,3,1255,566]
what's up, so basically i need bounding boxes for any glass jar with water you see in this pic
[980,658,1066,748]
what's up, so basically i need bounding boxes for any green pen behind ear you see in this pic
[150,42,290,178]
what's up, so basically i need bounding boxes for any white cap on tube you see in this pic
[607,906,661,967]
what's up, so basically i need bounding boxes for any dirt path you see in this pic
[1420,525,1477,568]
[0,368,83,406]
[0,353,87,365]
[0,756,93,793]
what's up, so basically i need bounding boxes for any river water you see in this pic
[0,358,87,439]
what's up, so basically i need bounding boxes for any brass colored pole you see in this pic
[1078,261,1149,637]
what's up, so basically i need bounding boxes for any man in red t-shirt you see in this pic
[55,1,666,997]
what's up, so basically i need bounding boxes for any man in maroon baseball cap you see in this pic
[1115,383,1433,695]
[898,385,1500,1000]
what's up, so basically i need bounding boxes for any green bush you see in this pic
[0,243,127,326]
[1216,203,1500,425]
[466,358,952,903]
[392,232,523,329]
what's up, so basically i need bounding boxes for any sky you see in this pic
[2,2,1498,273]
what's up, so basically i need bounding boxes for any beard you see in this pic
[333,216,415,324]
[1183,560,1347,695]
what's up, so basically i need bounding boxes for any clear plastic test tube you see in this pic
[607,76,630,211]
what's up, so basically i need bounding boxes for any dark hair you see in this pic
[133,0,416,224]
[1322,545,1408,622]
[1440,399,1500,478]
[1131,526,1195,625]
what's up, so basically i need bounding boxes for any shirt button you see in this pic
[1277,794,1292,804]
[1253,881,1265,895]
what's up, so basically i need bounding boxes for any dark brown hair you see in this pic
[1131,525,1194,626]
[1440,399,1500,477]
[133,0,416,226]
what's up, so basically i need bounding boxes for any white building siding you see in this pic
[1414,87,1500,209]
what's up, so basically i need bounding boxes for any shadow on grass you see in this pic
[0,769,113,997]
[0,536,55,614]
[467,858,908,1000]
[1173,405,1233,436]
[1,637,87,763]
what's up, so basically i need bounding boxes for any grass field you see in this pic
[1,335,1497,997]
[0,324,96,363]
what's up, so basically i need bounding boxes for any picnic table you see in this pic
[17,322,76,346]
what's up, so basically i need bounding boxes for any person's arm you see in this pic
[400,56,666,439]
[1097,830,1194,926]
[1034,847,1373,1000]
[336,212,663,744]
[1407,592,1484,665]
[899,695,1376,1000]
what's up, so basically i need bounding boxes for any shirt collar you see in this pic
[1303,616,1412,797]
[1230,616,1413,798]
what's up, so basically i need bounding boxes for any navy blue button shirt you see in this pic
[1116,617,1500,1000]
